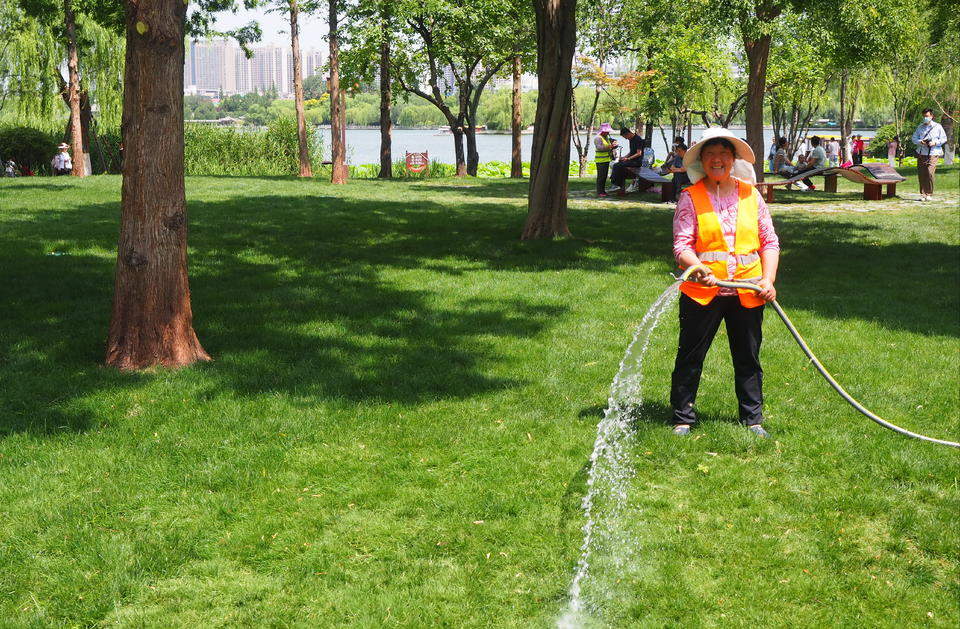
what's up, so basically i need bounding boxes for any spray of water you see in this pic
[559,282,680,628]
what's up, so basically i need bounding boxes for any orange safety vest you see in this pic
[679,179,766,308]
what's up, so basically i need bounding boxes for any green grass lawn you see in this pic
[1,167,958,627]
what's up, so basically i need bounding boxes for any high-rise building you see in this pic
[185,39,327,98]
[184,39,236,97]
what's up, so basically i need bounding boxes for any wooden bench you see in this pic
[622,166,675,202]
[757,164,905,202]
[829,163,905,200]
[754,166,833,202]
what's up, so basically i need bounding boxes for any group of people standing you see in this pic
[593,123,690,200]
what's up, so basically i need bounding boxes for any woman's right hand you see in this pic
[690,267,717,286]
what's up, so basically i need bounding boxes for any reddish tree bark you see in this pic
[510,55,523,178]
[105,0,210,370]
[522,0,575,240]
[64,0,86,177]
[329,0,347,184]
[290,0,313,177]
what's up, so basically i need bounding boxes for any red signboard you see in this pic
[406,151,429,174]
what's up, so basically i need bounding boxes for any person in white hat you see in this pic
[594,122,618,197]
[51,143,72,176]
[670,127,781,438]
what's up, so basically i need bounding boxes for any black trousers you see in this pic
[596,162,610,194]
[611,158,643,187]
[671,293,765,426]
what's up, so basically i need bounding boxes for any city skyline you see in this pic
[184,39,326,99]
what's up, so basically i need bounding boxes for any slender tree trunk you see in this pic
[328,0,347,183]
[572,88,599,177]
[64,0,85,177]
[743,34,771,182]
[378,8,392,178]
[290,0,312,177]
[106,0,209,370]
[941,114,954,165]
[61,89,94,173]
[510,55,523,178]
[839,69,851,163]
[452,126,467,176]
[523,0,576,240]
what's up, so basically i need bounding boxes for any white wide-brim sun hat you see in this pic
[684,127,756,184]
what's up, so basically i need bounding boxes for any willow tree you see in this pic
[4,1,124,171]
[522,0,575,239]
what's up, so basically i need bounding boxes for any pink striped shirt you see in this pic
[673,181,780,295]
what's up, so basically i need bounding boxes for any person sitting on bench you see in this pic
[793,136,828,190]
[772,137,808,190]
[666,142,690,201]
[610,127,646,195]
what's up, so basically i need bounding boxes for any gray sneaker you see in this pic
[672,424,691,436]
[747,425,769,438]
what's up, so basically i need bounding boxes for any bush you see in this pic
[184,117,323,176]
[868,124,910,159]
[0,126,59,174]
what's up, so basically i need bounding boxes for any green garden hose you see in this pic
[676,264,960,449]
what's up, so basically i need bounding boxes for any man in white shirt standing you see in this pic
[827,138,840,166]
[911,108,948,201]
[51,143,73,176]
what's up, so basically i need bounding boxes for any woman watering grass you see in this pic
[670,128,780,437]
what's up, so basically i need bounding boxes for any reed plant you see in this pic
[183,117,321,176]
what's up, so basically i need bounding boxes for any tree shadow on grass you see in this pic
[0,239,133,435]
[1,179,956,435]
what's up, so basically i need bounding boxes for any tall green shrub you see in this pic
[0,126,59,173]
[869,123,913,158]
[184,118,322,176]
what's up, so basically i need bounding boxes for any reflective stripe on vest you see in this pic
[595,135,613,164]
[679,179,766,308]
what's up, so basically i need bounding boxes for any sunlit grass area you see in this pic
[1,168,957,626]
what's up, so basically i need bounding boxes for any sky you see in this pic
[210,6,328,48]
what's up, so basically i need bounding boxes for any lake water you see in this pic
[317,127,875,165]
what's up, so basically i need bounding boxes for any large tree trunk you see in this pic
[522,0,575,240]
[290,0,312,177]
[64,0,86,177]
[743,34,771,182]
[378,7,392,179]
[465,125,479,176]
[451,125,467,176]
[106,0,210,370]
[328,0,347,184]
[510,55,523,178]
